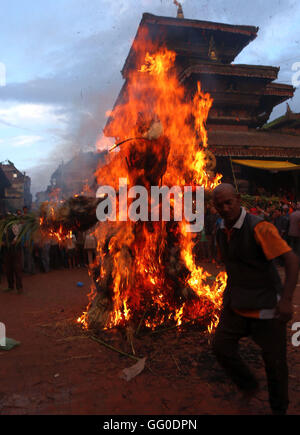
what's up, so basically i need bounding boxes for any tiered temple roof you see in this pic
[106,12,299,159]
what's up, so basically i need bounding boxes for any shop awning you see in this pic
[232,159,300,171]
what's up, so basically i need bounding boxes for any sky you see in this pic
[0,0,300,198]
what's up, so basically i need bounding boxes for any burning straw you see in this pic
[77,39,226,335]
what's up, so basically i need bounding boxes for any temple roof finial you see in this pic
[173,1,184,19]
[286,102,292,115]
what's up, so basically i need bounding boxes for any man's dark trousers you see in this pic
[4,246,23,292]
[212,305,288,414]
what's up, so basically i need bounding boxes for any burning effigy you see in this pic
[74,32,227,334]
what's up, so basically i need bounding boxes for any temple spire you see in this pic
[286,102,292,114]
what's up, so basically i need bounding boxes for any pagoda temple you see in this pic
[105,11,300,197]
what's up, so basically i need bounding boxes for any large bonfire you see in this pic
[76,34,227,334]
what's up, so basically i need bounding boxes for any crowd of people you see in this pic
[195,197,300,263]
[0,206,97,293]
[2,195,300,292]
[21,227,97,275]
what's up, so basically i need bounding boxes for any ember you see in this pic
[77,35,226,334]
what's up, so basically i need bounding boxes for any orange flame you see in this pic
[78,37,224,333]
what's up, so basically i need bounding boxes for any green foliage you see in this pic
[0,213,39,247]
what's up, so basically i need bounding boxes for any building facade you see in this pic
[0,161,32,214]
[35,151,108,205]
